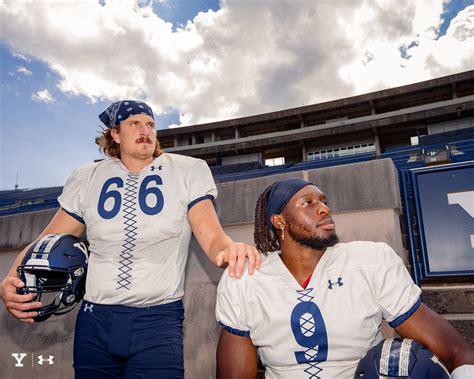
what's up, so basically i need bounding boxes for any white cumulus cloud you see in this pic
[16,66,32,76]
[0,0,473,127]
[31,89,54,103]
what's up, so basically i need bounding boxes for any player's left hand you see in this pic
[215,242,261,278]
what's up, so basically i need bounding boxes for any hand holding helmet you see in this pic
[15,233,88,322]
[0,275,42,323]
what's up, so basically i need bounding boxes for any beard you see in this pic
[287,222,339,251]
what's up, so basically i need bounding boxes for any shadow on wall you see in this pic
[2,306,77,351]
[0,305,78,378]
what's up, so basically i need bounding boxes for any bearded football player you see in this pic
[216,178,474,379]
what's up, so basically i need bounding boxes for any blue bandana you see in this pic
[99,100,154,129]
[266,178,315,227]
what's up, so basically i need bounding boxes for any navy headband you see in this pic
[99,100,154,129]
[266,178,315,227]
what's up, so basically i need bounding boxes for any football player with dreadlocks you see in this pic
[216,178,474,379]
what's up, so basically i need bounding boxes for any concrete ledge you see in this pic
[306,158,401,213]
[214,172,305,225]
[215,158,401,225]
[444,319,474,347]
[0,209,57,250]
[333,209,404,262]
[422,286,474,314]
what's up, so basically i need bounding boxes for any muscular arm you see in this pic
[189,199,260,278]
[395,303,474,372]
[0,208,85,322]
[216,329,258,379]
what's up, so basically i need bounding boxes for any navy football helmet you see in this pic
[17,234,88,322]
[355,338,450,378]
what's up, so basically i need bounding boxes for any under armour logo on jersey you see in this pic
[150,165,162,171]
[37,355,54,365]
[328,277,343,289]
[83,303,94,312]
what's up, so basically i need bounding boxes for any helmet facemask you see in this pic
[18,265,86,321]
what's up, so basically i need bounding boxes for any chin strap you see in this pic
[451,365,474,379]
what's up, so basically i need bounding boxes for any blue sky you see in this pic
[0,0,473,190]
[0,0,219,189]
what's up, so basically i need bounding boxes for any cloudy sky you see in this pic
[0,0,473,190]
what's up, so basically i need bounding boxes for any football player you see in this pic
[0,100,260,378]
[216,178,474,379]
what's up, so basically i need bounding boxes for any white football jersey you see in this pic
[58,153,217,307]
[216,241,422,379]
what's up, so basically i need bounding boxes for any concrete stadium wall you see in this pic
[0,209,57,250]
[0,159,406,378]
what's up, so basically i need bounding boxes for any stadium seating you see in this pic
[0,187,62,216]
[1,131,472,216]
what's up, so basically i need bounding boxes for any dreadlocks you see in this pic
[254,185,280,254]
[255,178,315,254]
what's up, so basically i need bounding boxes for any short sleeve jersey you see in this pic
[216,241,422,379]
[58,153,217,307]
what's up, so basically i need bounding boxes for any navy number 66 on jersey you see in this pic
[98,175,164,219]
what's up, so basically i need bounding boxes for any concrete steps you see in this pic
[422,285,474,346]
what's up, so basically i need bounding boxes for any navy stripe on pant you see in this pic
[74,300,184,379]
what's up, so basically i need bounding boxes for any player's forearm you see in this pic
[189,199,233,265]
[206,233,234,266]
[450,348,474,372]
[396,304,474,372]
